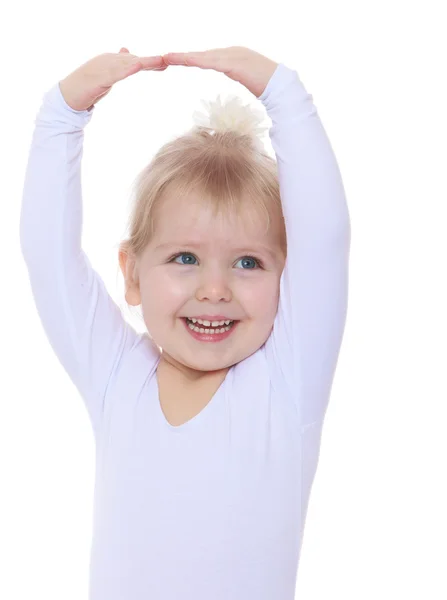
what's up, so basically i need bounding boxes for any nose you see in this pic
[195,268,232,303]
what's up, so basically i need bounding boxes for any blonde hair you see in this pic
[117,94,286,308]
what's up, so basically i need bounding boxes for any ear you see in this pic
[118,248,142,306]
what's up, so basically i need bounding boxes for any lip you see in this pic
[184,315,236,321]
[181,317,239,342]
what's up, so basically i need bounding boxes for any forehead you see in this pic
[153,191,271,242]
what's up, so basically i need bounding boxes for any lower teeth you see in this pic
[186,319,234,334]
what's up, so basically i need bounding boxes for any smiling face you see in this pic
[119,191,286,378]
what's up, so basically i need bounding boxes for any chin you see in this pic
[186,353,236,373]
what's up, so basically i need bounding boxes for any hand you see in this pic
[162,46,278,98]
[59,48,168,112]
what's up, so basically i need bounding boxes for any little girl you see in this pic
[20,46,351,600]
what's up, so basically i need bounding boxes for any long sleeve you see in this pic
[19,82,155,438]
[259,63,351,429]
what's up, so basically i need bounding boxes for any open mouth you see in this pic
[184,317,237,334]
[181,317,239,341]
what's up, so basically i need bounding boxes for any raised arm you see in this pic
[259,63,351,428]
[19,81,157,438]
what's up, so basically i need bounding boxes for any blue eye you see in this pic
[172,253,197,266]
[170,253,262,269]
[235,257,258,269]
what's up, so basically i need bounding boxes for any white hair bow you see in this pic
[192,94,270,150]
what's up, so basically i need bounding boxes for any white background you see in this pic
[2,1,446,598]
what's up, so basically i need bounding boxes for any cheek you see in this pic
[257,273,280,297]
[140,270,189,312]
[159,267,188,288]
[240,279,280,318]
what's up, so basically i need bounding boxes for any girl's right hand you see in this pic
[59,48,168,112]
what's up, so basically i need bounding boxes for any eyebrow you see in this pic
[154,241,277,260]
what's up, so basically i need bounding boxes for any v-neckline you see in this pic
[154,356,231,432]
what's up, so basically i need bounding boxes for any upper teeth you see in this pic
[187,318,233,327]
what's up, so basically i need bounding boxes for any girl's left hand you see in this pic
[161,46,278,98]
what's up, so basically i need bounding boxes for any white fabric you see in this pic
[20,61,351,599]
